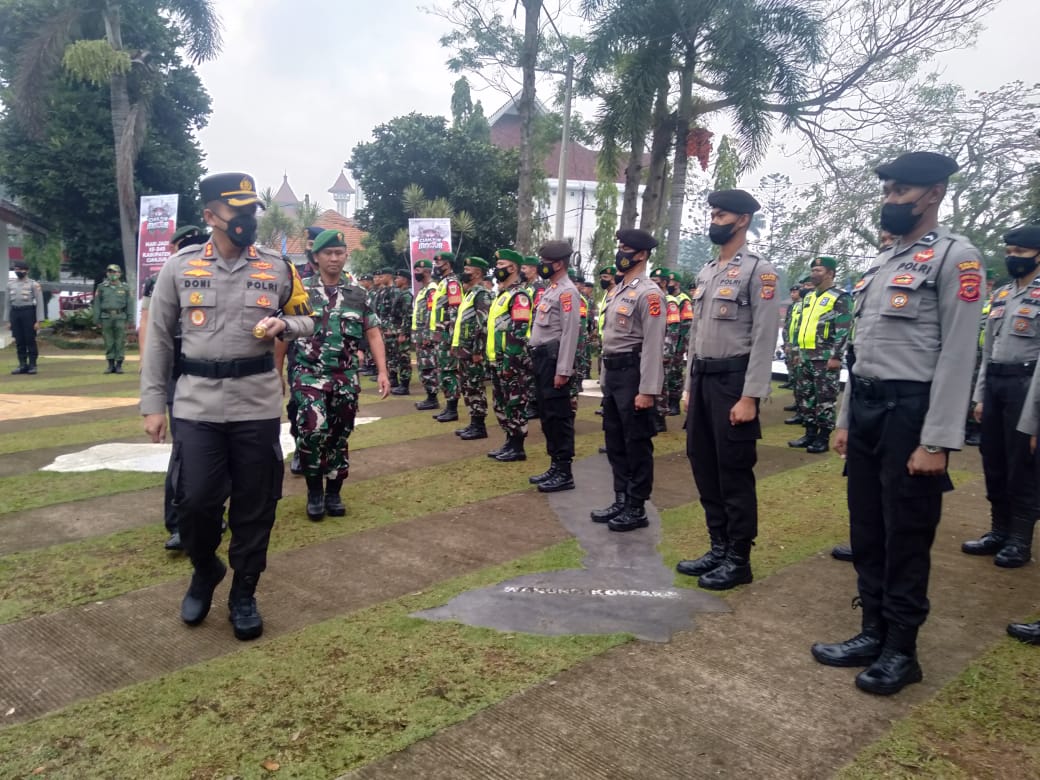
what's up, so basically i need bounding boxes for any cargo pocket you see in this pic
[180,289,217,332]
[1009,304,1040,339]
[881,275,926,319]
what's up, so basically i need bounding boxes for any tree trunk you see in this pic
[619,123,645,230]
[104,4,139,318]
[665,58,695,269]
[638,87,673,236]
[514,0,542,254]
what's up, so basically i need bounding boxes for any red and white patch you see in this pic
[890,293,909,309]
[1014,319,1030,332]
[561,292,573,313]
[958,272,982,303]
[761,286,775,300]
[189,309,207,326]
[1030,288,1040,299]
[914,248,935,263]
[447,280,462,305]
[647,294,662,317]
[666,301,680,323]
[510,294,531,322]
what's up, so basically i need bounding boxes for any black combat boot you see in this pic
[434,398,459,422]
[994,517,1035,568]
[305,476,325,522]
[653,413,667,433]
[528,464,559,484]
[607,496,648,532]
[668,396,681,417]
[114,360,124,374]
[460,416,487,440]
[389,371,399,388]
[325,478,346,516]
[181,556,227,625]
[391,382,410,395]
[289,451,303,476]
[783,403,797,411]
[11,357,28,375]
[788,425,817,448]
[590,491,626,523]
[784,414,804,425]
[855,623,922,695]
[676,533,728,576]
[495,435,527,462]
[1007,620,1040,645]
[831,543,854,561]
[812,607,885,667]
[455,422,475,436]
[806,429,830,454]
[964,419,981,446]
[961,521,1009,556]
[488,438,509,458]
[104,359,115,374]
[27,356,38,374]
[164,531,183,551]
[537,460,574,493]
[415,392,439,411]
[227,572,264,641]
[698,540,753,590]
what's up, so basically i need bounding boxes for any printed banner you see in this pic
[136,194,179,298]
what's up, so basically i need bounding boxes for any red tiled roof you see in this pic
[279,210,366,257]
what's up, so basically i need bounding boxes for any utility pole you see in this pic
[554,54,574,240]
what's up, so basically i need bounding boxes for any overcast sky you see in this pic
[196,0,1038,211]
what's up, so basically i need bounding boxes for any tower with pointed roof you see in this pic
[273,174,300,216]
[328,169,358,218]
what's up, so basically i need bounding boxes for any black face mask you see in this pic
[667,284,678,295]
[613,273,624,285]
[615,249,638,272]
[15,271,27,279]
[879,192,930,236]
[494,266,511,283]
[459,272,473,283]
[433,267,444,281]
[413,272,424,282]
[1006,253,1040,279]
[221,213,258,248]
[599,279,611,290]
[537,261,556,280]
[708,222,737,246]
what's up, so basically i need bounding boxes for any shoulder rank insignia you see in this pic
[203,242,214,258]
[247,246,259,259]
[919,232,939,246]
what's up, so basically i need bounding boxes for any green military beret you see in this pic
[171,225,204,243]
[812,255,837,271]
[666,270,680,281]
[434,251,455,263]
[522,255,538,267]
[394,268,410,278]
[377,267,394,276]
[598,265,616,276]
[413,259,433,269]
[465,256,489,270]
[106,264,121,273]
[359,273,373,281]
[494,248,522,264]
[312,229,347,253]
[649,267,666,278]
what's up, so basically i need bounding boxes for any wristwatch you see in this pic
[921,445,944,454]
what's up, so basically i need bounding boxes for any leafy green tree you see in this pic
[349,113,518,263]
[712,136,739,192]
[3,0,221,297]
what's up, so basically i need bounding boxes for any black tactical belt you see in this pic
[851,376,931,400]
[9,305,35,310]
[602,351,641,370]
[531,341,560,357]
[692,354,750,375]
[179,354,274,379]
[987,361,1036,377]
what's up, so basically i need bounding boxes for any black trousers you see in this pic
[846,381,952,628]
[169,418,283,573]
[980,372,1039,527]
[10,307,38,362]
[163,404,178,533]
[686,369,760,543]
[602,364,656,499]
[532,346,575,462]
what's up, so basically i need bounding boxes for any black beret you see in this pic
[1004,224,1040,249]
[790,284,801,291]
[12,260,28,270]
[707,189,761,214]
[377,267,394,276]
[875,152,959,185]
[359,273,373,281]
[615,228,658,251]
[538,240,573,261]
[199,172,260,207]
[394,268,410,278]
[305,226,325,241]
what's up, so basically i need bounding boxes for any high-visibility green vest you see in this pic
[787,300,804,343]
[431,279,449,328]
[486,289,525,361]
[412,281,436,331]
[452,287,479,348]
[979,299,991,349]
[797,288,839,350]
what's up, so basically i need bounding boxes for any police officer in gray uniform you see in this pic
[963,224,1040,568]
[591,228,667,532]
[527,240,581,493]
[6,260,44,374]
[141,172,315,641]
[812,152,983,696]
[677,189,780,590]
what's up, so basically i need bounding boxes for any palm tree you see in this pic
[294,195,323,234]
[12,0,222,305]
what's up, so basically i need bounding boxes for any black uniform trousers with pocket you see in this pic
[170,418,283,573]
[532,342,575,462]
[980,368,1039,528]
[686,361,761,544]
[602,355,656,499]
[846,377,952,628]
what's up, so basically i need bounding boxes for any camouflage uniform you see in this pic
[795,285,852,433]
[656,291,683,417]
[292,276,379,481]
[670,287,694,412]
[433,273,463,400]
[413,280,438,396]
[454,283,492,417]
[523,276,547,417]
[392,282,413,387]
[571,293,590,402]
[488,281,533,439]
[373,282,398,382]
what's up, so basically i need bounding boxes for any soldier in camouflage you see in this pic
[411,260,439,410]
[521,256,546,420]
[649,267,677,432]
[431,252,464,422]
[370,268,398,387]
[788,256,852,454]
[487,249,533,461]
[452,257,492,440]
[668,271,694,416]
[290,230,389,522]
[568,267,591,408]
[390,269,414,395]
